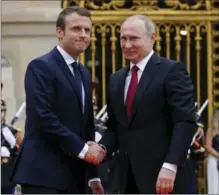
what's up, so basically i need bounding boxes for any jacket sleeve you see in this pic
[164,62,197,166]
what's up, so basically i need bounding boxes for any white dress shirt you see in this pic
[124,50,177,173]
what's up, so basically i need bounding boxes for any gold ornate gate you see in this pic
[62,0,219,193]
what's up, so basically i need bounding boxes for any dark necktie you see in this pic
[71,62,82,98]
[126,65,138,118]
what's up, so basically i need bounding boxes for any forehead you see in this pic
[64,13,92,28]
[121,19,146,37]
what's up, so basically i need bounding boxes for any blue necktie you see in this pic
[71,62,82,98]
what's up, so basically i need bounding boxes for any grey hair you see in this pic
[123,14,156,36]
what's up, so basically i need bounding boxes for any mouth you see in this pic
[125,52,135,56]
[76,40,87,44]
[75,42,88,50]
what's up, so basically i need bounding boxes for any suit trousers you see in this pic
[125,162,139,194]
[21,184,84,194]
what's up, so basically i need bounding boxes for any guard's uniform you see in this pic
[176,122,205,194]
[1,125,20,193]
[1,98,20,194]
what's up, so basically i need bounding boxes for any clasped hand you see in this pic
[84,141,106,165]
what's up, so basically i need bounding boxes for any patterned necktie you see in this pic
[126,65,139,118]
[71,62,82,98]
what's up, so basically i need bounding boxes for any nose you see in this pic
[80,29,87,37]
[124,40,132,48]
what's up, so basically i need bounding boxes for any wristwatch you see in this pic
[99,144,107,153]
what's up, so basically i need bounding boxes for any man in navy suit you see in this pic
[93,14,198,194]
[11,6,105,194]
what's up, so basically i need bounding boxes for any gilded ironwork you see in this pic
[155,25,161,55]
[132,0,206,10]
[90,26,97,96]
[165,0,205,10]
[85,0,125,10]
[132,0,158,10]
[193,24,207,108]
[109,24,117,73]
[160,25,171,58]
[213,23,219,111]
[63,0,216,10]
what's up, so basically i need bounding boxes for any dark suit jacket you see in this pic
[11,47,97,191]
[99,53,197,193]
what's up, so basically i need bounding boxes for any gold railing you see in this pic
[62,1,219,192]
[213,22,219,111]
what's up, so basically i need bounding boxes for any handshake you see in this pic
[83,141,106,165]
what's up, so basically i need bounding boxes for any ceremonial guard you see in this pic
[176,101,207,193]
[1,83,23,194]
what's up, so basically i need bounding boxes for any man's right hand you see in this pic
[84,142,106,165]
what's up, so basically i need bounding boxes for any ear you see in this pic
[151,33,156,44]
[56,27,64,39]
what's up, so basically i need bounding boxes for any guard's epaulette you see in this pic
[1,157,9,164]
[197,122,204,128]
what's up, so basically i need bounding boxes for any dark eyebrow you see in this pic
[120,35,140,39]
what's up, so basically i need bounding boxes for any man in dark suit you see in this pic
[11,6,105,194]
[94,14,198,194]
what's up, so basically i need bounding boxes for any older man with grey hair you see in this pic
[89,14,198,194]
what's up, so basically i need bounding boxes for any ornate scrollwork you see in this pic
[84,0,125,10]
[132,0,158,10]
[165,0,206,10]
[63,0,214,11]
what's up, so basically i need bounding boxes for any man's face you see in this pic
[120,19,155,64]
[56,13,92,58]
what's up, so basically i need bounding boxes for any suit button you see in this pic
[125,151,128,155]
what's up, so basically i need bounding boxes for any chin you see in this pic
[78,46,87,52]
[126,57,136,62]
[79,49,87,53]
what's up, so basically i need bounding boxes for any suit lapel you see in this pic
[129,53,161,124]
[114,66,129,126]
[51,47,83,106]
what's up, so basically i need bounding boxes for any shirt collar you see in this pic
[130,50,154,72]
[56,45,78,65]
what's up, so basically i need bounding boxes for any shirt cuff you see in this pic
[88,178,101,186]
[95,131,102,143]
[162,163,177,173]
[78,143,89,159]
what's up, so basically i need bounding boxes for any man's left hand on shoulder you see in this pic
[156,167,176,194]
